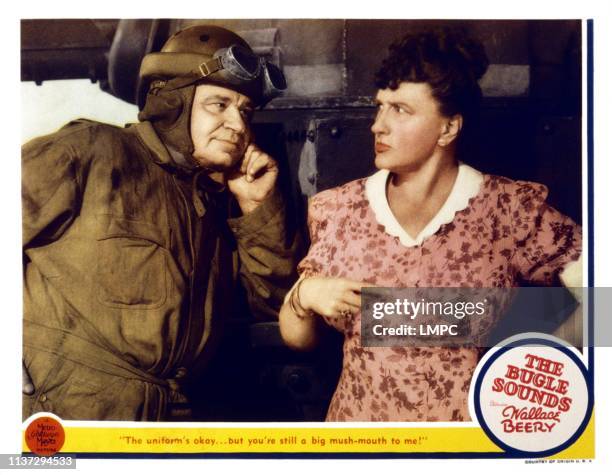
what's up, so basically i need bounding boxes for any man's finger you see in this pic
[240,144,257,174]
[22,361,34,395]
[246,152,275,182]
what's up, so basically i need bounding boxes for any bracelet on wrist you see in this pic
[290,278,314,320]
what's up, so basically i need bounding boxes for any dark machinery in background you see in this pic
[21,19,583,421]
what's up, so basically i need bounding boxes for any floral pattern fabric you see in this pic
[298,170,582,422]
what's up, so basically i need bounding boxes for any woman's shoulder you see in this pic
[480,173,549,206]
[480,174,548,218]
[310,177,368,207]
[306,178,369,225]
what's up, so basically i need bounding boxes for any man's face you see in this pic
[190,84,254,170]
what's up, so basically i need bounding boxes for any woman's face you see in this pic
[371,82,448,173]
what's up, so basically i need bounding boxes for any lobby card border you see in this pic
[21,18,596,460]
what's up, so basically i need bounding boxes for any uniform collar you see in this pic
[365,162,484,247]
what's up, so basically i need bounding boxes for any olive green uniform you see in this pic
[22,119,297,421]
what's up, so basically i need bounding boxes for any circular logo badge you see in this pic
[470,334,591,456]
[24,415,65,456]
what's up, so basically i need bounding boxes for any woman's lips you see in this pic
[375,142,391,153]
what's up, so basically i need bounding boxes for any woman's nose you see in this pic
[371,108,387,135]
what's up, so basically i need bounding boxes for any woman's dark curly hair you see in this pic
[375,27,489,154]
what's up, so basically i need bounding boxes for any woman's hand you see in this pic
[279,276,371,351]
[298,277,369,319]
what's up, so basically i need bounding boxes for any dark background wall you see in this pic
[21,19,582,221]
[177,19,582,225]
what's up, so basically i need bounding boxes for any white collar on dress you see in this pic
[364,162,484,247]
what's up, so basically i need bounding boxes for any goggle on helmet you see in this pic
[138,25,287,108]
[201,45,287,101]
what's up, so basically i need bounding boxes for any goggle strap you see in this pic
[198,57,224,78]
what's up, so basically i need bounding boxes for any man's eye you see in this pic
[207,102,226,111]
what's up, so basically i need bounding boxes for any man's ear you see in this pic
[437,114,463,147]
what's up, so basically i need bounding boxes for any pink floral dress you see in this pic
[297,164,582,422]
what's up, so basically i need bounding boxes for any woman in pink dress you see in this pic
[279,28,582,422]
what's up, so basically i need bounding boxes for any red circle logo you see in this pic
[24,416,65,456]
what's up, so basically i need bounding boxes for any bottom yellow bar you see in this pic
[22,414,594,458]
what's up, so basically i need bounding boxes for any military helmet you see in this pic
[138,24,285,107]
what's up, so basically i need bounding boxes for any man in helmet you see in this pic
[22,25,299,421]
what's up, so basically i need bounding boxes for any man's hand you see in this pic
[23,360,34,395]
[227,144,278,214]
